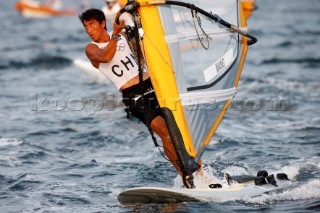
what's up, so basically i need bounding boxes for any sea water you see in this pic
[0,0,319,212]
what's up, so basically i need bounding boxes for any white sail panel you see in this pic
[157,0,245,158]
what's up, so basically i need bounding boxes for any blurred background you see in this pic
[0,0,319,212]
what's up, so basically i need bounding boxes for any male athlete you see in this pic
[79,8,188,177]
[79,8,214,188]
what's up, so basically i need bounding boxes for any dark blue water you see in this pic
[1,0,320,212]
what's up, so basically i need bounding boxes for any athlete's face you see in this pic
[83,18,106,42]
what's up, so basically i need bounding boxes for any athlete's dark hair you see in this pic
[79,8,107,30]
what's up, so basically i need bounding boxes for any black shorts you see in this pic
[122,78,162,127]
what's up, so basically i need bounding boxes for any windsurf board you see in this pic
[118,179,291,206]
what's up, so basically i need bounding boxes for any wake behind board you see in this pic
[118,179,291,206]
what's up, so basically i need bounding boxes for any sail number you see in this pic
[215,57,225,73]
[203,48,234,83]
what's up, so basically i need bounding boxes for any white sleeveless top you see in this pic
[101,4,121,24]
[93,34,140,90]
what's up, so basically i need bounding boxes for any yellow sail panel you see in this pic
[235,1,248,86]
[119,0,126,6]
[138,4,196,156]
[120,0,166,6]
[138,0,166,6]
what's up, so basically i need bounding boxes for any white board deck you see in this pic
[118,180,291,206]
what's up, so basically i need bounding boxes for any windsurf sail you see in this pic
[117,0,257,187]
[16,0,78,18]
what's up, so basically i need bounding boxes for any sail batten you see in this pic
[180,87,236,106]
[164,28,247,44]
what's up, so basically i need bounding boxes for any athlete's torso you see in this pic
[92,33,140,90]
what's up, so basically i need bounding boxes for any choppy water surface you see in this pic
[0,0,319,212]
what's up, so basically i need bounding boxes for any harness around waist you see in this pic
[122,78,153,100]
[132,88,155,102]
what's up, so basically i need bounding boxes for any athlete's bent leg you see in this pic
[150,116,183,177]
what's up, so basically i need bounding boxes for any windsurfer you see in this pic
[79,9,204,186]
[47,0,62,10]
[101,0,134,31]
[101,0,121,24]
